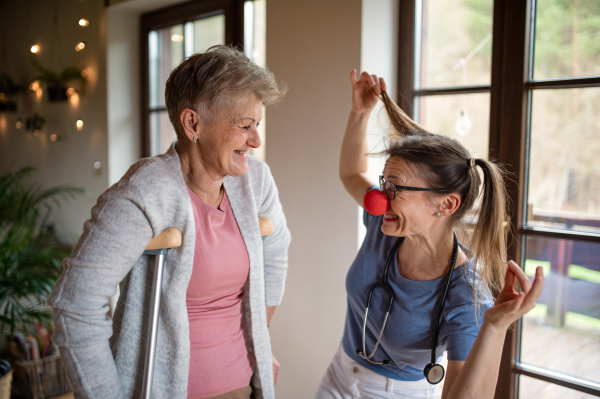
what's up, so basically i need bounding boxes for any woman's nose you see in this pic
[248,128,262,148]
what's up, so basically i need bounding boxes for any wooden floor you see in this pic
[519,314,600,398]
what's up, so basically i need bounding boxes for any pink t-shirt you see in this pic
[186,188,254,399]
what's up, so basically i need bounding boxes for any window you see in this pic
[141,0,267,158]
[399,0,600,397]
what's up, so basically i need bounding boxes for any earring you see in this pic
[193,136,197,144]
[436,212,441,216]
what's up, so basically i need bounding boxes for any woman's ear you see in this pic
[438,193,461,216]
[179,108,202,142]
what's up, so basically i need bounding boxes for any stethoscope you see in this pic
[355,231,459,385]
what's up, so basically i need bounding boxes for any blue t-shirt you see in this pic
[342,209,493,381]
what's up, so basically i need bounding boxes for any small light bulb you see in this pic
[33,130,41,137]
[75,42,86,51]
[31,45,40,53]
[171,34,183,42]
[29,81,40,91]
[79,19,89,27]
[76,119,84,130]
[16,119,23,129]
[0,93,5,102]
[93,161,102,170]
[455,108,472,136]
[50,134,58,141]
[67,88,75,96]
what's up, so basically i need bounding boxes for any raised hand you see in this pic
[484,260,544,331]
[350,69,387,115]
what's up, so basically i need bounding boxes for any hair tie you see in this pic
[470,158,476,168]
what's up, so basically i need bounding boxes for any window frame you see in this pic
[140,0,245,157]
[398,0,600,397]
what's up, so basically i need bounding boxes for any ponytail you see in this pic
[470,159,509,299]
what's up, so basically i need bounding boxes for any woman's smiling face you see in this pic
[198,92,263,178]
[380,156,440,237]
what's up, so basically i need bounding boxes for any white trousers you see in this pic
[315,345,442,399]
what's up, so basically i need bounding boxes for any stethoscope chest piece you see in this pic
[423,363,445,385]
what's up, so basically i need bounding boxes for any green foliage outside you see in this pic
[0,167,84,341]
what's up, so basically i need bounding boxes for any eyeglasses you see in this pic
[379,175,446,200]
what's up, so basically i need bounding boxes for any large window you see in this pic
[141,0,266,158]
[399,0,600,397]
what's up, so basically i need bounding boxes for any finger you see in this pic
[380,77,387,92]
[509,260,532,294]
[350,69,358,84]
[522,266,544,309]
[372,74,381,94]
[503,263,517,292]
[359,71,375,86]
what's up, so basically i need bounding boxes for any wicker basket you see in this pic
[0,369,13,399]
[14,354,72,399]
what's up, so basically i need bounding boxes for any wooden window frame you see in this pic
[398,0,600,398]
[140,0,245,157]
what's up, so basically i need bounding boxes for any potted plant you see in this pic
[0,72,25,112]
[30,62,87,102]
[0,167,84,398]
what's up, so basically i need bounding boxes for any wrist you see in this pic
[481,318,509,338]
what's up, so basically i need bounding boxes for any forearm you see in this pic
[446,322,506,399]
[267,306,276,325]
[339,110,370,182]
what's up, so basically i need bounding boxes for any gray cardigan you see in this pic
[48,143,291,399]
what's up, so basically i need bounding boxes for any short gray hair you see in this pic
[165,45,286,136]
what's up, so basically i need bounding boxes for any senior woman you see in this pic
[48,45,290,399]
[315,71,543,399]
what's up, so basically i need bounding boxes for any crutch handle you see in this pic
[259,217,274,237]
[145,228,182,251]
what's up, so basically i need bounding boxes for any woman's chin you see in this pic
[381,223,402,237]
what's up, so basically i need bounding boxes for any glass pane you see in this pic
[519,375,598,399]
[417,0,493,89]
[193,14,225,54]
[416,93,490,159]
[150,111,177,156]
[148,24,184,109]
[527,88,600,234]
[532,0,600,80]
[520,236,600,384]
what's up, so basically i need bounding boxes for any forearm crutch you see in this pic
[141,228,182,399]
[140,218,273,399]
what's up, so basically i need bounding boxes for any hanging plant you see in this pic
[0,72,25,112]
[30,62,87,102]
[25,113,45,132]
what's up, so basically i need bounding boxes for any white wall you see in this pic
[0,0,108,244]
[106,0,185,185]
[266,1,398,397]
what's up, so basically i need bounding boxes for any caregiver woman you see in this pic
[315,71,543,399]
[49,46,291,399]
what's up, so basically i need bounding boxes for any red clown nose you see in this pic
[363,189,390,216]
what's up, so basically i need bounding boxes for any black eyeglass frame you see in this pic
[379,175,446,200]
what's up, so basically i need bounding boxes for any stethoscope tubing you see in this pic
[356,231,459,370]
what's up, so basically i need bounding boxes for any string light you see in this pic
[31,45,40,53]
[171,34,183,42]
[50,134,58,141]
[29,81,40,91]
[76,119,84,130]
[33,130,41,137]
[16,119,23,129]
[79,19,89,27]
[75,42,86,51]
[67,88,75,96]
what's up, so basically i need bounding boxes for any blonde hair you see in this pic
[379,91,509,303]
[165,45,286,136]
